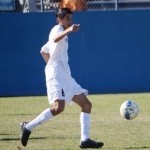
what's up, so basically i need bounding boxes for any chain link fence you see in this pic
[1,0,150,13]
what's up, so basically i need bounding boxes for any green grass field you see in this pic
[0,93,150,150]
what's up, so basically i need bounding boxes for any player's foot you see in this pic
[20,122,31,147]
[80,138,104,149]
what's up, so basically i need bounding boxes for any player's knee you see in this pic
[83,100,92,113]
[51,105,65,116]
[54,105,65,115]
[51,100,65,116]
[87,101,92,110]
[57,106,65,114]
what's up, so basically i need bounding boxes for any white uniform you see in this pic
[41,24,87,104]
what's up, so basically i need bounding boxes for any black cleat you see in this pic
[20,122,31,147]
[80,138,104,149]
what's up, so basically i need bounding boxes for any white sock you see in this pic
[26,108,53,131]
[80,112,90,141]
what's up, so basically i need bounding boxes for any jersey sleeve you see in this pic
[41,42,50,53]
[49,25,64,40]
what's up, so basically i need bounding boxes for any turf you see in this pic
[0,93,150,150]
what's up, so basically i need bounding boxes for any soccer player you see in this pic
[20,8,104,149]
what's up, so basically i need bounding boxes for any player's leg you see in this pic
[72,93,104,148]
[72,93,91,141]
[20,77,66,146]
[20,100,65,147]
[50,100,65,116]
[25,100,65,130]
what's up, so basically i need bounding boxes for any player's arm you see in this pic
[53,24,80,43]
[40,50,50,64]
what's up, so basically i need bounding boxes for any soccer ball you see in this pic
[120,100,139,120]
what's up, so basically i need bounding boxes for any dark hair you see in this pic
[56,8,73,19]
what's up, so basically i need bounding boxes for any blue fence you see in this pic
[0,10,150,96]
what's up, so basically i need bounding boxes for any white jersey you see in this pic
[41,24,72,81]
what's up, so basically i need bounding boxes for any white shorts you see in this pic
[46,77,88,104]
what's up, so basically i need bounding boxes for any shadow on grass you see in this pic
[0,137,47,141]
[124,147,150,149]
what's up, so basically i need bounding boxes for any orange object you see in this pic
[59,0,88,11]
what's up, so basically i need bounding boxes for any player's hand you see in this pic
[69,24,80,32]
